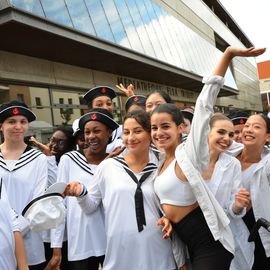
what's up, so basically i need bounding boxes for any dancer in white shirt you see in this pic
[65,110,178,270]
[205,114,254,270]
[151,47,265,270]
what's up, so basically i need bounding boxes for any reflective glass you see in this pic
[167,16,192,72]
[124,0,152,55]
[84,0,115,43]
[41,0,73,27]
[10,0,45,17]
[101,0,131,48]
[65,0,96,35]
[133,0,166,61]
[143,0,175,64]
[10,0,238,90]
[114,0,145,53]
[151,2,178,66]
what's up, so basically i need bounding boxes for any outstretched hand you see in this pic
[64,181,82,197]
[226,46,266,58]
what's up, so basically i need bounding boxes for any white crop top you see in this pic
[154,159,196,206]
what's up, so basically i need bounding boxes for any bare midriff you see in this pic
[162,202,199,224]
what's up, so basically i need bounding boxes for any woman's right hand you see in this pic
[116,83,135,97]
[64,181,82,197]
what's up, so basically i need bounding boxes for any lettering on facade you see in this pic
[117,76,196,101]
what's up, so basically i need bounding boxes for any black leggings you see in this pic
[172,207,233,270]
[69,255,105,270]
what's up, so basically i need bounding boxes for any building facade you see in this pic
[0,0,262,137]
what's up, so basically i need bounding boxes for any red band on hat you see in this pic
[239,118,244,124]
[133,96,139,102]
[91,113,97,120]
[101,87,106,94]
[12,107,20,115]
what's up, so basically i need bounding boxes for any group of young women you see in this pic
[0,46,269,270]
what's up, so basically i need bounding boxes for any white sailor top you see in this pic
[0,146,48,265]
[206,153,254,270]
[77,157,176,270]
[0,179,19,270]
[54,150,106,261]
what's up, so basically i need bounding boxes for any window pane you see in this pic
[65,0,96,35]
[10,0,45,17]
[114,0,145,53]
[84,0,115,43]
[41,0,73,27]
[101,0,131,48]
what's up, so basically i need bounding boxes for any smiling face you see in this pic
[91,96,113,113]
[122,118,151,154]
[1,115,29,142]
[241,115,270,148]
[151,112,183,154]
[208,119,234,154]
[84,121,112,154]
[146,93,167,113]
[49,130,69,157]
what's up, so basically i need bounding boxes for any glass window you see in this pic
[68,98,73,114]
[124,1,157,58]
[52,89,86,126]
[64,0,96,35]
[17,93,25,102]
[84,0,115,43]
[100,0,131,48]
[35,97,43,108]
[143,0,173,63]
[41,0,73,27]
[151,2,178,66]
[114,0,145,53]
[261,93,268,111]
[10,0,45,17]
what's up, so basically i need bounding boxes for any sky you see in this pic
[219,0,270,63]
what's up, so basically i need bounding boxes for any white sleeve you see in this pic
[50,155,70,248]
[77,164,103,214]
[182,76,224,172]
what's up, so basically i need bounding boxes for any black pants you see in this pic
[69,255,105,270]
[172,207,233,270]
[44,241,70,269]
[243,209,270,270]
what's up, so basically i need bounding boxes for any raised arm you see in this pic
[179,47,266,172]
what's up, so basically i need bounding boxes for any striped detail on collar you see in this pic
[0,147,42,172]
[65,151,93,175]
[113,156,157,174]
